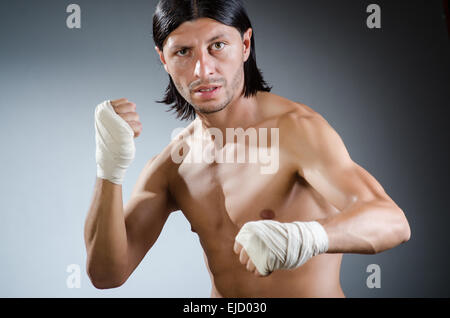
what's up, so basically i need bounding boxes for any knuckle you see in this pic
[240,253,248,264]
[239,254,245,263]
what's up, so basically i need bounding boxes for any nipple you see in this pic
[260,209,275,220]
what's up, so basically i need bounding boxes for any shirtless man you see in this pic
[84,0,411,297]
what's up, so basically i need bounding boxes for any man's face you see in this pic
[156,18,252,115]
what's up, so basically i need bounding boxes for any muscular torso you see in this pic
[165,93,345,297]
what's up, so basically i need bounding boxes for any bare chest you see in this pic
[170,151,336,238]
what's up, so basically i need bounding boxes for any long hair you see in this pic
[152,0,272,121]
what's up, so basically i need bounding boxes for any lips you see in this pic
[194,85,221,92]
[193,86,221,99]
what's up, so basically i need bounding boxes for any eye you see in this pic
[212,42,225,51]
[176,48,189,56]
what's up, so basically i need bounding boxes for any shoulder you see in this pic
[259,92,329,138]
[279,105,330,142]
[135,124,196,212]
[257,91,320,123]
[147,119,199,179]
[149,120,196,168]
[256,91,335,147]
[268,95,350,167]
[137,120,194,179]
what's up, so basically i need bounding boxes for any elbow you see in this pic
[87,264,128,290]
[397,208,411,244]
[90,277,126,290]
[372,208,411,254]
[401,223,411,244]
[385,200,411,245]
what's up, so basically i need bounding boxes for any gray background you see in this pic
[0,0,448,297]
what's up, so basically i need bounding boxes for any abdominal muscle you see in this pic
[178,173,346,297]
[199,226,346,298]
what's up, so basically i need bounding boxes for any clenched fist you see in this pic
[110,98,143,138]
[95,98,142,185]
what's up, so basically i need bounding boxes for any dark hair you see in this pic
[152,0,272,121]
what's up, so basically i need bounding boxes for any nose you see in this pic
[194,49,215,80]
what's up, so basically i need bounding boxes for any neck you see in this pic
[196,91,260,134]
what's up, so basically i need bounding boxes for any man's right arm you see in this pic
[84,155,176,289]
[84,98,177,289]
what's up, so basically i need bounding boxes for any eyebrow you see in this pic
[170,34,228,50]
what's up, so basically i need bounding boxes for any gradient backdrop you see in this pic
[0,0,449,297]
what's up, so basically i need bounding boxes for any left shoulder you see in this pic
[275,99,351,169]
[275,99,334,144]
[258,92,317,121]
[258,92,341,151]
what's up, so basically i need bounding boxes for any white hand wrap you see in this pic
[95,100,135,185]
[235,220,329,276]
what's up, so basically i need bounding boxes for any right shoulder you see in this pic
[145,119,197,167]
[137,120,196,190]
[159,119,197,165]
[132,149,180,213]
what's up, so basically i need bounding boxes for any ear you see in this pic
[155,46,169,73]
[242,28,253,62]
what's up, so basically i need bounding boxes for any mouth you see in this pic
[193,86,222,99]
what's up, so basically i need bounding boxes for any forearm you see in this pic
[84,178,129,287]
[317,199,411,254]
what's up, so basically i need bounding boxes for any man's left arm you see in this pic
[292,112,411,254]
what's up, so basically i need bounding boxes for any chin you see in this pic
[196,102,229,115]
[198,106,227,115]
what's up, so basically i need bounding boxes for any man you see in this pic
[85,0,410,297]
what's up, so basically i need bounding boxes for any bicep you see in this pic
[123,156,174,274]
[296,115,389,211]
[302,161,389,211]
